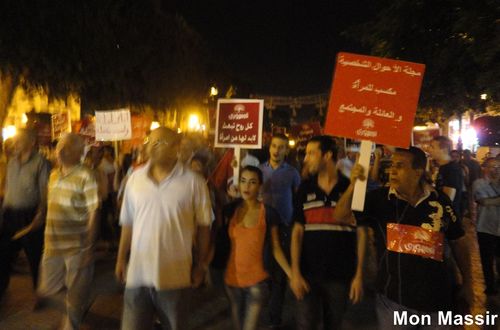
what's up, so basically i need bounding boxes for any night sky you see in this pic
[174,1,375,96]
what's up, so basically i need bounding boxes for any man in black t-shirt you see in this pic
[350,147,473,329]
[290,136,361,330]
[429,136,464,220]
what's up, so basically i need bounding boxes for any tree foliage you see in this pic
[0,0,207,113]
[345,0,499,116]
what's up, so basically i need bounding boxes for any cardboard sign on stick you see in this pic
[214,99,264,149]
[324,52,425,148]
[324,53,425,211]
[95,109,132,141]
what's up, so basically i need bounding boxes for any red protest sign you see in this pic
[324,52,425,148]
[215,99,263,149]
[290,121,322,149]
[412,127,441,153]
[51,112,71,141]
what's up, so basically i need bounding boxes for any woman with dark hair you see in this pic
[220,165,291,330]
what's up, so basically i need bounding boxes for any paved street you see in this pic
[0,250,377,330]
[0,217,498,329]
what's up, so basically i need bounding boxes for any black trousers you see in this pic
[477,232,500,292]
[0,207,44,298]
[266,224,291,325]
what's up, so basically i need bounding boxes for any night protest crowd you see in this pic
[0,127,499,330]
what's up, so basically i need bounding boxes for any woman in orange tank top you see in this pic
[223,166,291,330]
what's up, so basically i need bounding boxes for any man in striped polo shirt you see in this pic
[37,133,99,330]
[290,135,362,330]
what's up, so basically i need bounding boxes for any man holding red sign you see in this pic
[350,147,473,328]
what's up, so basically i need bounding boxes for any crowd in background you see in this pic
[0,127,499,330]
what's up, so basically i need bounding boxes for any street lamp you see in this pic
[480,93,487,100]
[210,86,218,97]
[150,121,160,130]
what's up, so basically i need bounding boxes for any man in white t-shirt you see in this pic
[115,127,212,330]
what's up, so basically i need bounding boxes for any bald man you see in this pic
[37,133,99,330]
[116,127,212,330]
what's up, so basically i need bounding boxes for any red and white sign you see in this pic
[412,127,441,153]
[290,121,322,149]
[386,223,444,262]
[215,99,263,149]
[324,52,425,148]
[51,112,71,141]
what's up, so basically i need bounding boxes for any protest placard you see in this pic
[324,52,425,148]
[290,121,322,150]
[95,109,132,141]
[51,112,71,141]
[215,99,263,149]
[324,52,425,210]
[214,99,263,185]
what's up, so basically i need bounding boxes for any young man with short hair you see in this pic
[429,136,464,220]
[259,134,301,327]
[290,135,360,329]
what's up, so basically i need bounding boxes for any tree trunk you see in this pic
[0,72,18,129]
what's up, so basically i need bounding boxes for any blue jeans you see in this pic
[376,294,451,330]
[295,279,349,330]
[121,286,191,330]
[225,280,269,330]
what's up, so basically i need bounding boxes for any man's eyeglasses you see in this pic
[143,137,170,148]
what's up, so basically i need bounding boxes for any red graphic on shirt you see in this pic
[304,207,340,225]
[386,223,444,261]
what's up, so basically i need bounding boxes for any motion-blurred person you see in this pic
[0,129,50,299]
[429,136,464,220]
[116,127,212,330]
[36,133,99,329]
[473,157,500,295]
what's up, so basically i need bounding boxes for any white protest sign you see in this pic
[95,109,132,141]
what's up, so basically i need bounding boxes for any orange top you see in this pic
[224,204,269,287]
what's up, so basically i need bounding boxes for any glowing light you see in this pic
[177,128,182,133]
[462,127,478,147]
[210,86,218,97]
[2,126,17,140]
[480,93,487,100]
[188,114,201,131]
[150,121,160,130]
[21,113,28,124]
[413,126,429,131]
[289,139,296,147]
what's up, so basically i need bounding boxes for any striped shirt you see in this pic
[44,164,99,256]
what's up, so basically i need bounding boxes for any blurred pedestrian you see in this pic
[473,157,500,295]
[0,129,50,299]
[116,127,212,330]
[37,133,99,330]
[259,134,300,327]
